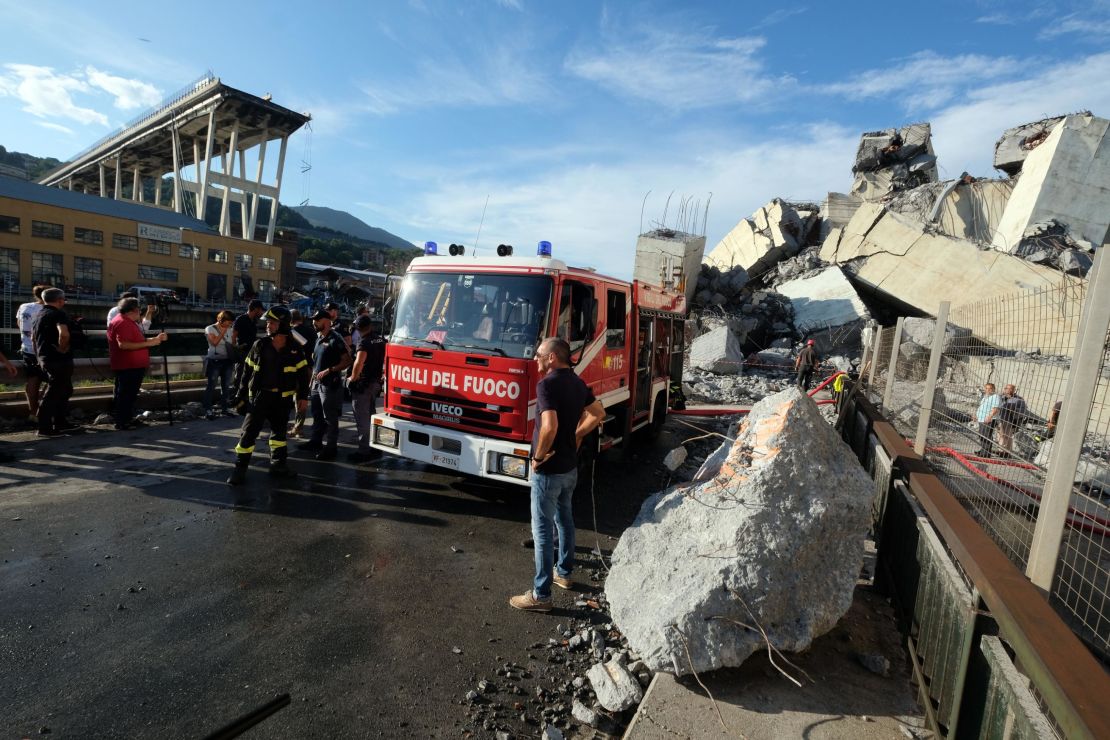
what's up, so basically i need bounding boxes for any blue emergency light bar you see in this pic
[424,241,438,255]
[537,240,552,257]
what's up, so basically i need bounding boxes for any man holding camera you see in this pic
[227,306,310,485]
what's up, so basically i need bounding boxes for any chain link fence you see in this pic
[860,273,1110,661]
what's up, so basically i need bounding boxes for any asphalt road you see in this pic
[0,416,653,739]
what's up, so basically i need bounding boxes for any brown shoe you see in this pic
[553,574,574,590]
[509,591,553,612]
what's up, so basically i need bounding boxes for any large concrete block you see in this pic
[706,199,807,277]
[850,123,939,201]
[634,230,706,307]
[606,388,873,676]
[992,113,1110,252]
[689,326,744,374]
[777,266,870,333]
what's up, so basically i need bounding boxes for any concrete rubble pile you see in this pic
[606,387,874,676]
[850,123,939,202]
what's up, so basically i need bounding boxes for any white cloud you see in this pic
[1038,12,1110,39]
[36,121,74,135]
[565,28,790,109]
[753,6,807,30]
[360,43,549,114]
[820,51,1017,109]
[85,66,161,110]
[376,123,856,279]
[494,0,522,10]
[0,64,107,125]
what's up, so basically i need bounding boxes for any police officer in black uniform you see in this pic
[228,305,310,485]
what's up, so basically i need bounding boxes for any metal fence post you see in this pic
[867,324,882,390]
[914,303,951,456]
[1027,252,1110,590]
[859,322,874,388]
[883,316,905,410]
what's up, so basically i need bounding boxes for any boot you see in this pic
[269,456,298,479]
[227,453,251,485]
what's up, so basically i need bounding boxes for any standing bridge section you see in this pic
[38,74,310,245]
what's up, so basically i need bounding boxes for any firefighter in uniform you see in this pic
[227,305,310,485]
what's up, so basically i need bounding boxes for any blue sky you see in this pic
[1,0,1109,278]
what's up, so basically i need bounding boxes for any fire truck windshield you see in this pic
[391,272,553,359]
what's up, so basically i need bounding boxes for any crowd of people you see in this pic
[7,288,387,465]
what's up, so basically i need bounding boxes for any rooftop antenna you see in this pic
[472,194,489,257]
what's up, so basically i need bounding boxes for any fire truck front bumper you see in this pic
[369,414,532,487]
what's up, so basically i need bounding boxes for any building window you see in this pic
[235,253,253,270]
[113,233,138,251]
[32,252,64,285]
[258,279,276,299]
[147,239,172,255]
[259,256,276,271]
[0,247,18,281]
[0,215,19,234]
[31,220,63,240]
[73,257,102,293]
[74,227,103,246]
[178,244,198,259]
[208,248,228,263]
[138,264,179,282]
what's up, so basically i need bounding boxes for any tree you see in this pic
[301,248,329,263]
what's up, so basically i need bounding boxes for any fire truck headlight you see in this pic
[498,454,529,479]
[374,426,399,448]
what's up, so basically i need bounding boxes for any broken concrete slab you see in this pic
[994,115,1069,177]
[777,266,870,335]
[606,387,873,676]
[828,205,1065,321]
[820,192,863,237]
[689,326,744,374]
[992,113,1110,253]
[886,178,1014,244]
[705,199,812,278]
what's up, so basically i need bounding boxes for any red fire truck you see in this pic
[369,240,688,486]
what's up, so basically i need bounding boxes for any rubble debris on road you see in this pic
[605,388,874,676]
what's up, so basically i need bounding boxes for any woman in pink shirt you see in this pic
[106,297,167,430]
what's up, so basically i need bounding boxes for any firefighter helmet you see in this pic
[263,305,293,335]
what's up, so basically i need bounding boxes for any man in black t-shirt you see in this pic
[230,299,264,399]
[795,339,819,391]
[510,337,605,613]
[347,314,387,463]
[33,288,81,437]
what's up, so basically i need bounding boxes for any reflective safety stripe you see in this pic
[235,444,255,454]
[281,389,296,397]
[244,357,260,370]
[269,439,287,449]
[294,359,308,369]
[283,365,299,373]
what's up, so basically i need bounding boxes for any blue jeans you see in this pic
[531,469,577,600]
[203,358,233,411]
[309,382,343,448]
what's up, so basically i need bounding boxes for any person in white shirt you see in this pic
[106,291,156,331]
[15,285,48,422]
[203,310,236,419]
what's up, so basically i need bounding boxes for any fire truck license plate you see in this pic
[432,453,460,469]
